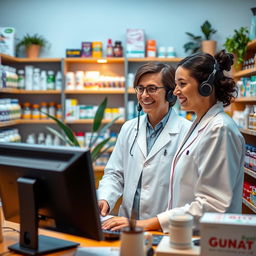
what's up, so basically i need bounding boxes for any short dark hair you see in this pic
[133,62,176,106]
[178,50,237,106]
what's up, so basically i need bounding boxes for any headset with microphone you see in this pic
[198,59,219,97]
[129,87,176,156]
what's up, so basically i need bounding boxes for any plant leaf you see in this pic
[43,111,80,147]
[91,137,111,162]
[93,97,107,132]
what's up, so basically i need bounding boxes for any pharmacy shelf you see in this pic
[127,88,136,94]
[0,120,19,127]
[234,97,256,103]
[244,167,256,179]
[242,198,256,214]
[127,57,182,62]
[64,57,125,63]
[65,119,125,124]
[0,54,61,63]
[239,128,256,136]
[233,67,256,78]
[93,165,105,172]
[19,119,56,124]
[65,89,125,94]
[0,88,61,94]
[247,39,256,51]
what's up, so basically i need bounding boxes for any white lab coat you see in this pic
[157,102,245,232]
[97,109,191,219]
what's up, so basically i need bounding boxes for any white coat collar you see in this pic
[136,109,183,159]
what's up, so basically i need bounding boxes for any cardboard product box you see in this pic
[200,212,256,256]
[126,29,145,58]
[66,49,81,57]
[0,27,15,56]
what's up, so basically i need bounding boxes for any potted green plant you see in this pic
[16,33,49,58]
[45,97,120,162]
[201,20,217,56]
[184,20,217,55]
[224,27,250,71]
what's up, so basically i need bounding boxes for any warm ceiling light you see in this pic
[97,59,107,63]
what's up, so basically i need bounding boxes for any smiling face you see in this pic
[137,72,169,125]
[174,66,215,119]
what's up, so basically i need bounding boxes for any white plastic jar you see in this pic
[169,214,193,249]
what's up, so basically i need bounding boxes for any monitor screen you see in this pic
[0,142,103,255]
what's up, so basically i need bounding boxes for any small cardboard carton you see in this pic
[0,27,15,56]
[126,29,145,58]
[200,212,256,256]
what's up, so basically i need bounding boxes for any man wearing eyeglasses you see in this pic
[98,62,191,231]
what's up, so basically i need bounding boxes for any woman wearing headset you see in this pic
[103,50,245,232]
[98,62,191,227]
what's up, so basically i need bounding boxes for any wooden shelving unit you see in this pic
[127,88,135,94]
[0,120,19,128]
[0,88,61,94]
[0,53,61,63]
[127,57,182,62]
[239,128,256,136]
[65,119,125,125]
[93,165,105,172]
[242,198,256,214]
[19,119,56,124]
[235,97,256,103]
[244,167,256,179]
[233,41,256,215]
[64,57,125,63]
[64,89,125,94]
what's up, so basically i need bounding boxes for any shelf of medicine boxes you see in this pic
[242,198,256,214]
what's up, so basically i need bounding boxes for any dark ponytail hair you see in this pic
[178,50,237,106]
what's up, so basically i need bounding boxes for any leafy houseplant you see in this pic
[184,20,217,55]
[45,97,119,162]
[16,33,48,58]
[224,27,250,70]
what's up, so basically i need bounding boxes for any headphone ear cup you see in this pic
[166,90,177,105]
[198,82,213,97]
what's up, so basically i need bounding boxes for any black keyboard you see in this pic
[103,229,164,246]
[102,229,121,240]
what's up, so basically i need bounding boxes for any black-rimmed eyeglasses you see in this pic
[134,85,166,95]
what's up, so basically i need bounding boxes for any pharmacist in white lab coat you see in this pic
[98,62,191,227]
[103,51,245,232]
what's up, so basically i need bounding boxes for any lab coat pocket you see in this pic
[158,153,174,187]
[174,154,197,190]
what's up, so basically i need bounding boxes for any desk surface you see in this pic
[0,221,163,255]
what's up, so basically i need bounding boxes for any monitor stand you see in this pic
[8,177,79,255]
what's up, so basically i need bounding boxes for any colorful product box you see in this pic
[81,42,92,57]
[200,213,256,256]
[0,27,15,56]
[66,49,81,57]
[126,29,145,58]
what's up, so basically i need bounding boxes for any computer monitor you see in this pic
[0,142,103,255]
